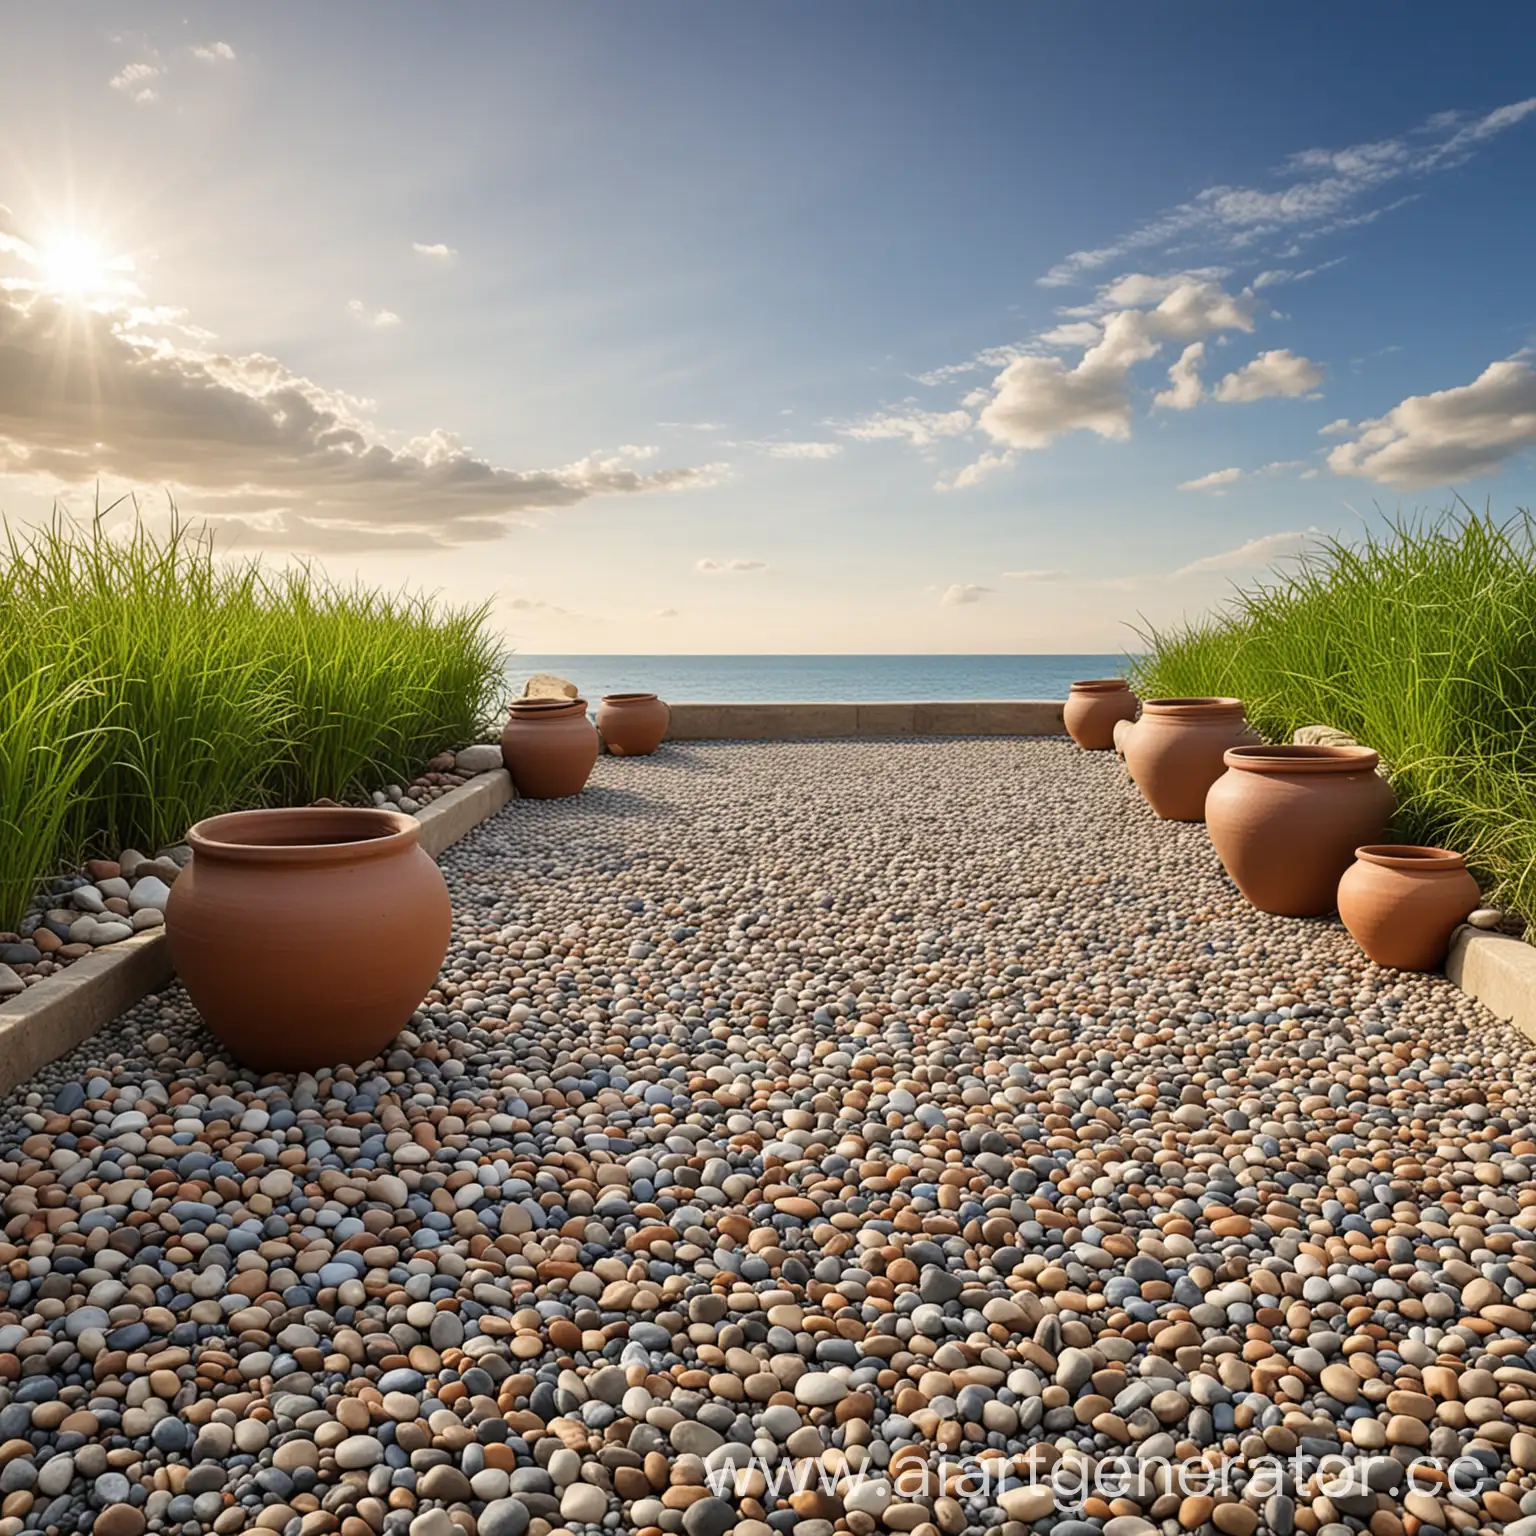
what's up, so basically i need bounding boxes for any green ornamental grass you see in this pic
[1129,504,1536,928]
[0,508,505,929]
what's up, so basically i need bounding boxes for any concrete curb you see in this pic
[1445,925,1536,1043]
[663,699,1066,740]
[415,768,515,858]
[0,768,517,1096]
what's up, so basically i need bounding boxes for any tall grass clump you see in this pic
[0,508,505,927]
[1129,504,1536,923]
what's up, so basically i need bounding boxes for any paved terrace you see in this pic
[1,738,1533,1536]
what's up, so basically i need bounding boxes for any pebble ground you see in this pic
[2,739,1535,1536]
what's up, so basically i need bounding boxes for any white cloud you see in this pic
[1326,357,1536,488]
[1213,349,1324,402]
[937,451,1014,491]
[1002,569,1067,581]
[1251,258,1346,289]
[347,299,402,328]
[193,42,236,61]
[1178,467,1245,492]
[1178,461,1309,492]
[413,242,458,259]
[1065,268,1233,317]
[758,440,842,459]
[913,344,1035,387]
[1154,342,1206,411]
[1037,322,1102,348]
[837,407,972,446]
[973,280,1253,453]
[110,62,160,101]
[978,354,1136,447]
[940,583,992,605]
[696,557,767,573]
[0,225,719,551]
[1174,529,1317,576]
[1319,417,1354,437]
[1039,99,1536,287]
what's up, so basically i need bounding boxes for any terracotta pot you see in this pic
[1123,698,1259,821]
[1113,717,1136,761]
[166,807,450,1073]
[1206,745,1396,916]
[597,693,670,756]
[500,697,599,797]
[1064,679,1138,751]
[1337,845,1481,970]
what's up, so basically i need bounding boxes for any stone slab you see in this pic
[665,700,1066,740]
[1446,925,1536,1044]
[0,767,518,1096]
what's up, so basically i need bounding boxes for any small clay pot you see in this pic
[1113,717,1136,762]
[597,693,670,756]
[1064,679,1138,751]
[1123,698,1260,821]
[166,807,451,1072]
[1337,845,1481,971]
[500,697,599,798]
[1206,745,1396,916]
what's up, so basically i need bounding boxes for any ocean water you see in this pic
[509,655,1128,703]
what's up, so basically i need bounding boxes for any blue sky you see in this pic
[0,2,1533,651]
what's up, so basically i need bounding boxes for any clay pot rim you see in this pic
[1223,743,1380,774]
[1354,844,1467,871]
[1069,678,1131,693]
[601,692,660,705]
[508,697,589,716]
[1141,696,1245,717]
[186,806,421,866]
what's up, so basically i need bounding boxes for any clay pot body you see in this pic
[1064,679,1138,750]
[500,697,599,797]
[1206,746,1396,916]
[1337,845,1481,970]
[597,693,670,756]
[1124,698,1259,821]
[166,807,451,1072]
[1113,717,1136,761]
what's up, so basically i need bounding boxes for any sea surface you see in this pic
[509,655,1128,703]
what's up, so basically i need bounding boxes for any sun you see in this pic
[34,235,116,301]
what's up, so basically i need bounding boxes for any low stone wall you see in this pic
[663,699,1066,740]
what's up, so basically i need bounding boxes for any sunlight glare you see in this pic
[34,234,114,301]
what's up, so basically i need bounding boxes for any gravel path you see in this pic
[3,738,1535,1536]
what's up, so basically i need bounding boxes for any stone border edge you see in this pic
[663,699,1066,740]
[1445,925,1536,1044]
[0,768,516,1096]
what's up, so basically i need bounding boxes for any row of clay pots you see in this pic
[1067,684,1481,972]
[1205,743,1481,967]
[499,692,670,797]
[165,694,676,1073]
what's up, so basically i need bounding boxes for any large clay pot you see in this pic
[500,697,599,797]
[597,693,670,756]
[1124,698,1259,821]
[1337,845,1481,970]
[1064,679,1138,751]
[1206,745,1396,916]
[166,807,450,1072]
